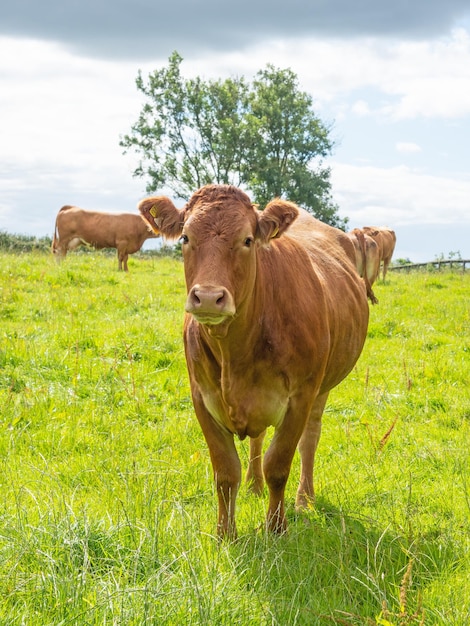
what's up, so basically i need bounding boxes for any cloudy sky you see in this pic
[1,0,470,262]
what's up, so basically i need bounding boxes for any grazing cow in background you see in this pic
[52,205,159,271]
[347,228,381,301]
[138,185,371,538]
[361,226,396,281]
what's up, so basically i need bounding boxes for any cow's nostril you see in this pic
[186,285,235,317]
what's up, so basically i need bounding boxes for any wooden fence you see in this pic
[390,259,470,272]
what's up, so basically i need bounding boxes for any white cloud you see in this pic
[190,28,470,125]
[351,100,372,116]
[374,28,470,120]
[3,29,469,167]
[331,163,470,226]
[396,142,422,153]
[0,38,141,163]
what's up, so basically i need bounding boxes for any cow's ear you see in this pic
[138,196,184,239]
[257,199,299,243]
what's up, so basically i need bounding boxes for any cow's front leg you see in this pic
[263,397,311,533]
[191,395,241,539]
[245,430,266,495]
[212,440,241,539]
[117,249,129,271]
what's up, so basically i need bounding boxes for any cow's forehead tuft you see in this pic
[183,185,259,241]
[187,184,253,210]
[185,201,256,240]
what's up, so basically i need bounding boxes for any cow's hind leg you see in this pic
[295,391,329,510]
[52,239,71,264]
[53,247,67,263]
[382,256,392,281]
[245,430,266,495]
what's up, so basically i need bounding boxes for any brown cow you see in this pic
[139,185,370,538]
[52,205,159,271]
[361,226,396,281]
[347,228,381,299]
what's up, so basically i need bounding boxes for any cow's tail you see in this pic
[51,218,59,255]
[51,205,73,256]
[354,229,378,305]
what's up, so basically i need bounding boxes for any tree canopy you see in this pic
[120,51,347,229]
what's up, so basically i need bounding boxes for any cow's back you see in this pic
[273,208,369,391]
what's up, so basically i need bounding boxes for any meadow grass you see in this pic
[0,251,469,625]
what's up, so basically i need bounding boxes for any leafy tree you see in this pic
[243,65,345,227]
[121,52,347,228]
[121,51,249,200]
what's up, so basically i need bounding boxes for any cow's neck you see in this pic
[200,302,266,391]
[203,287,261,346]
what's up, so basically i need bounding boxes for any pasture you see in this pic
[0,251,469,625]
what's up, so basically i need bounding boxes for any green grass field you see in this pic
[0,251,469,625]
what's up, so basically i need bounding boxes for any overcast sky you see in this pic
[1,0,470,262]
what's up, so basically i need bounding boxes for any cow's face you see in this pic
[180,192,259,332]
[138,185,299,335]
[181,187,299,335]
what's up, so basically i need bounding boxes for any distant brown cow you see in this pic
[138,185,370,538]
[52,205,159,271]
[347,228,381,299]
[361,226,396,281]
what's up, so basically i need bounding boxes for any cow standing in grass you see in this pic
[139,185,371,538]
[52,205,159,271]
[347,228,381,302]
[361,226,397,281]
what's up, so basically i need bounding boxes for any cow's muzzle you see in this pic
[185,284,236,324]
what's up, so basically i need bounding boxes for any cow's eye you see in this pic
[244,237,254,248]
[179,234,189,245]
